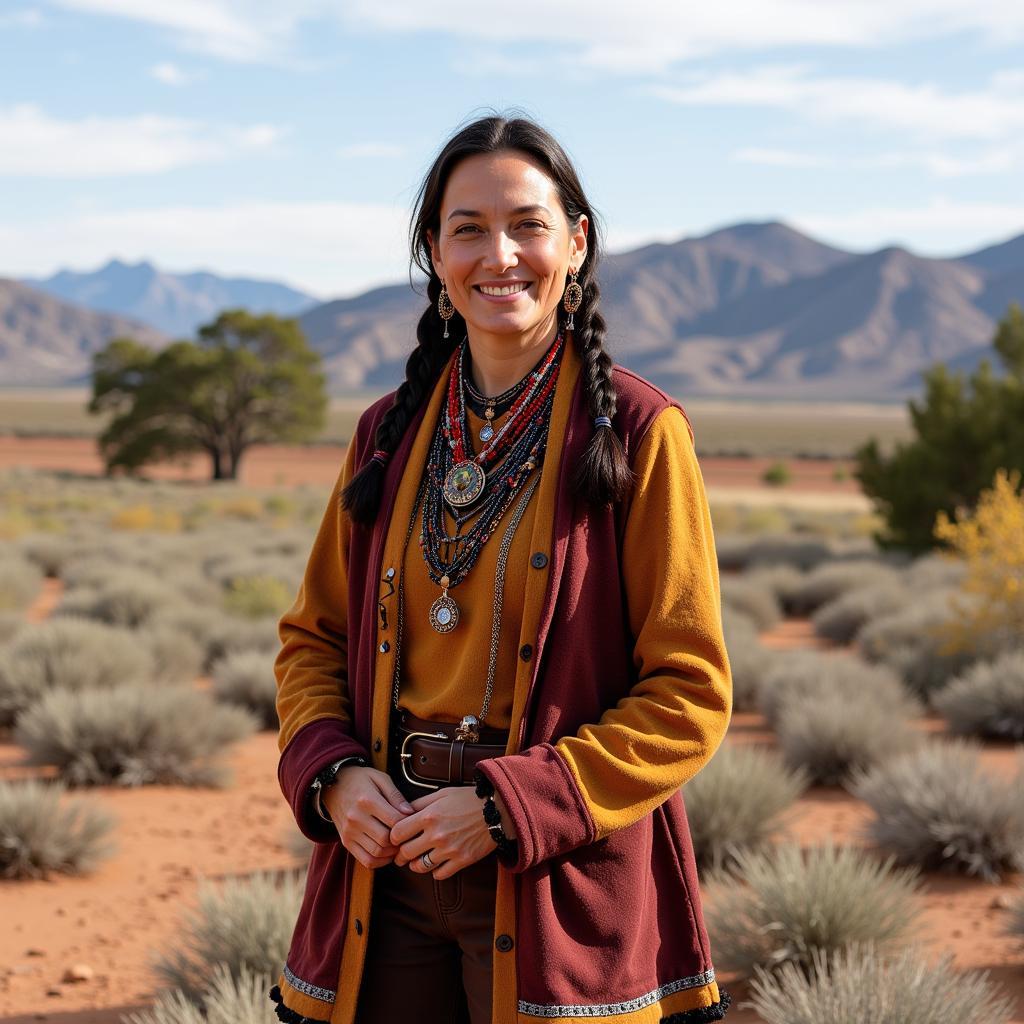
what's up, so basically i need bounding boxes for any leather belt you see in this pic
[390,707,508,790]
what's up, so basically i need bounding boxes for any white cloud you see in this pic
[47,0,327,65]
[0,199,412,298]
[150,61,191,86]
[793,196,1024,254]
[733,145,1022,177]
[651,65,1024,142]
[337,142,406,159]
[0,7,46,27]
[41,1,1024,69]
[0,104,283,177]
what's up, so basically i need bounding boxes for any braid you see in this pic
[570,275,634,506]
[341,278,459,524]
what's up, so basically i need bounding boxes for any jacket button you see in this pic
[495,934,514,952]
[519,644,532,662]
[385,567,395,579]
[379,641,390,653]
[355,919,363,936]
[530,552,548,569]
[373,738,382,752]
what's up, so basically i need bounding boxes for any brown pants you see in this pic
[354,764,498,1024]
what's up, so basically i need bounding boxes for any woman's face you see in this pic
[427,149,588,347]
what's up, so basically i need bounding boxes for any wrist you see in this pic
[473,769,518,857]
[310,756,369,823]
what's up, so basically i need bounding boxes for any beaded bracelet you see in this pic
[473,769,517,859]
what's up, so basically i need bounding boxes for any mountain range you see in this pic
[4,220,1022,399]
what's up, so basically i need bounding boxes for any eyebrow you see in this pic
[446,204,552,221]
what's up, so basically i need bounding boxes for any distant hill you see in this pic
[5,221,1023,399]
[21,259,319,338]
[0,279,168,387]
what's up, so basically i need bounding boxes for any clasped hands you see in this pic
[321,766,515,880]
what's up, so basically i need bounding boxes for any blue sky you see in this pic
[2,1,1023,299]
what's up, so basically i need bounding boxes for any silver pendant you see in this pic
[428,575,459,633]
[479,422,494,443]
[443,460,486,508]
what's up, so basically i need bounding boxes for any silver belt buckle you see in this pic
[399,729,448,790]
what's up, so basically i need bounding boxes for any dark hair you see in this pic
[342,110,632,524]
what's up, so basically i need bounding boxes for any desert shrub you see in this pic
[857,590,983,698]
[0,553,43,611]
[0,617,154,727]
[904,551,966,590]
[154,607,280,672]
[749,942,1015,1024]
[717,534,834,573]
[757,650,918,729]
[144,623,205,685]
[212,651,278,730]
[0,611,24,645]
[762,461,790,486]
[124,963,274,1024]
[223,574,293,620]
[153,871,303,1001]
[54,568,187,629]
[850,740,1024,882]
[775,688,920,785]
[16,684,257,787]
[722,607,775,711]
[685,745,808,872]
[785,561,900,617]
[933,468,1024,657]
[15,534,77,577]
[703,842,921,978]
[811,580,908,644]
[721,576,782,631]
[932,649,1024,741]
[743,562,802,604]
[0,779,115,879]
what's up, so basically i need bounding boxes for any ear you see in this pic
[570,214,589,273]
[426,227,444,281]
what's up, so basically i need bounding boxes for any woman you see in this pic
[271,113,733,1024]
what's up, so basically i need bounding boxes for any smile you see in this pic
[475,282,530,296]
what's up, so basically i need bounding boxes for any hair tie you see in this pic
[370,449,390,466]
[594,416,612,429]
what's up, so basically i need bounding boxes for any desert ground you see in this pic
[0,434,1020,1023]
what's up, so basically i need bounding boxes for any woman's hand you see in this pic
[322,767,415,870]
[390,787,501,880]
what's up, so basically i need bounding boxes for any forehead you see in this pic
[441,150,561,215]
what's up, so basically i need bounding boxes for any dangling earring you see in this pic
[562,269,583,332]
[438,282,454,339]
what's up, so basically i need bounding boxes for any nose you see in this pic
[481,230,518,272]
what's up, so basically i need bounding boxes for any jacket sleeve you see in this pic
[478,406,733,871]
[274,437,372,842]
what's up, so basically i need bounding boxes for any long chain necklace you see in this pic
[422,333,563,633]
[391,470,542,740]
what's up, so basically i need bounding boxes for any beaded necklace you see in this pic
[420,332,564,633]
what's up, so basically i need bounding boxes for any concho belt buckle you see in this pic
[399,729,448,790]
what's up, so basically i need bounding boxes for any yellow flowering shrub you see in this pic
[933,468,1024,655]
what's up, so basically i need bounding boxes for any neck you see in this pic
[465,317,559,397]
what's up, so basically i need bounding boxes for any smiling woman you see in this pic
[271,112,733,1024]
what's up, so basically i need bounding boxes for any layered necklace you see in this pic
[419,332,564,633]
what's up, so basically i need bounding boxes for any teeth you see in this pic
[479,283,528,296]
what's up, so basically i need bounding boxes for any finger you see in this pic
[408,790,447,812]
[407,848,448,875]
[371,775,415,817]
[393,830,435,867]
[389,809,429,846]
[353,817,397,853]
[349,837,394,870]
[354,788,406,831]
[430,856,464,881]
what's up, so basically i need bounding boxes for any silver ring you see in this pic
[421,851,435,870]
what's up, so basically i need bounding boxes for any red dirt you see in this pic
[0,436,861,495]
